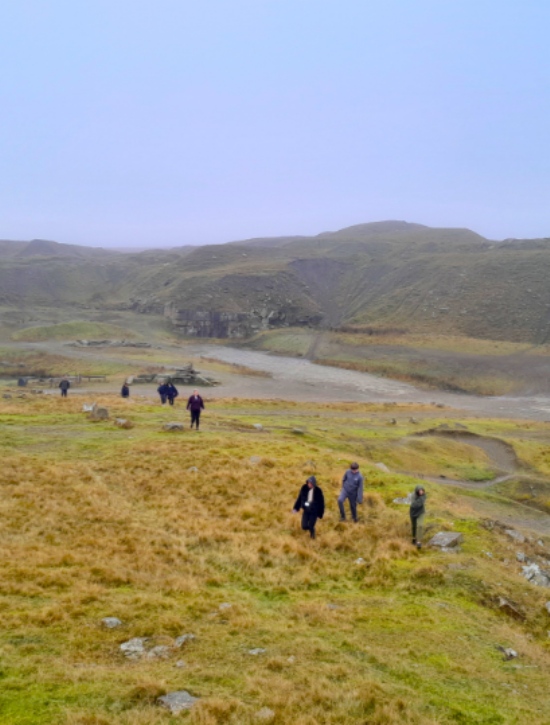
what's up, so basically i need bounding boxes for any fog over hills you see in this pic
[2,221,550,343]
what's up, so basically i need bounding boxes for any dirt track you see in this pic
[10,339,550,421]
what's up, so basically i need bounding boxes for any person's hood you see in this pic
[413,485,426,499]
[307,475,317,487]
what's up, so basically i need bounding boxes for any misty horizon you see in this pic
[1,2,549,248]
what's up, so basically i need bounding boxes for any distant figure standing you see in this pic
[410,485,426,549]
[292,475,325,539]
[338,462,363,522]
[187,389,204,429]
[157,382,168,405]
[121,382,130,398]
[166,382,179,406]
[59,377,70,398]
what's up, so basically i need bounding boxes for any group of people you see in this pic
[60,377,426,543]
[293,462,427,547]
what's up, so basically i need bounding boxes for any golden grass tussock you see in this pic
[1,396,550,723]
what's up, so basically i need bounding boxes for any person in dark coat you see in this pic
[187,389,204,429]
[157,382,168,405]
[338,462,364,522]
[165,382,179,406]
[410,485,426,549]
[292,475,325,539]
[59,378,70,398]
[121,382,130,398]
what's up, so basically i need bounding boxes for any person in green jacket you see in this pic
[410,485,426,549]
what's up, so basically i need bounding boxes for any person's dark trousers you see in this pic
[61,390,67,398]
[191,410,201,429]
[301,510,318,539]
[167,397,174,406]
[160,394,166,405]
[338,492,357,521]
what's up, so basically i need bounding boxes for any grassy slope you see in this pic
[12,322,141,342]
[1,396,550,723]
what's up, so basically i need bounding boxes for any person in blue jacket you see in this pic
[166,382,179,406]
[157,382,168,405]
[338,462,364,522]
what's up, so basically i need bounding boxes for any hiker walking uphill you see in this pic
[166,382,179,406]
[59,378,70,398]
[410,485,426,549]
[157,382,168,405]
[338,462,363,522]
[293,475,325,539]
[187,389,204,429]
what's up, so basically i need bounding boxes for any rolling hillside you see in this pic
[2,223,550,342]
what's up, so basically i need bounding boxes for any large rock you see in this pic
[175,633,196,648]
[89,404,109,420]
[498,597,525,620]
[101,617,122,628]
[505,529,525,544]
[120,637,147,659]
[255,707,275,722]
[521,563,550,588]
[375,462,390,473]
[157,691,199,714]
[115,418,134,429]
[163,422,184,431]
[429,532,463,549]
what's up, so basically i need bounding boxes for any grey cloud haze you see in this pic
[0,0,548,247]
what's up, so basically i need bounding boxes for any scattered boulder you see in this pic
[2,394,12,399]
[89,405,109,421]
[374,462,390,473]
[429,532,463,549]
[255,707,275,722]
[393,493,412,505]
[175,660,186,668]
[188,466,199,472]
[409,418,419,424]
[157,691,199,714]
[250,456,262,464]
[163,422,184,431]
[505,529,525,544]
[248,648,266,655]
[326,604,339,610]
[114,418,133,429]
[175,633,196,648]
[287,655,295,663]
[516,552,527,563]
[147,645,171,659]
[454,422,468,430]
[497,645,518,660]
[82,403,95,412]
[545,602,550,615]
[389,418,397,425]
[219,603,232,611]
[120,637,147,659]
[101,617,122,628]
[253,424,263,430]
[292,428,305,435]
[521,563,550,588]
[355,558,366,565]
[498,597,525,621]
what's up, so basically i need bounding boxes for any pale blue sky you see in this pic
[0,1,548,247]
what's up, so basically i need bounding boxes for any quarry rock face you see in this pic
[429,532,464,549]
[164,302,321,339]
[157,691,199,714]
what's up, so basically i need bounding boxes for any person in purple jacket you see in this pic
[186,389,205,429]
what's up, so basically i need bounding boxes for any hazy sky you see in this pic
[1,1,548,248]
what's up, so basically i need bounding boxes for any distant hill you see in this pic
[2,222,550,342]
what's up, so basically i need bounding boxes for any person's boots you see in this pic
[310,529,315,539]
[416,542,422,550]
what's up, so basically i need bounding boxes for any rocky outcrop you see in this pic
[164,303,321,338]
